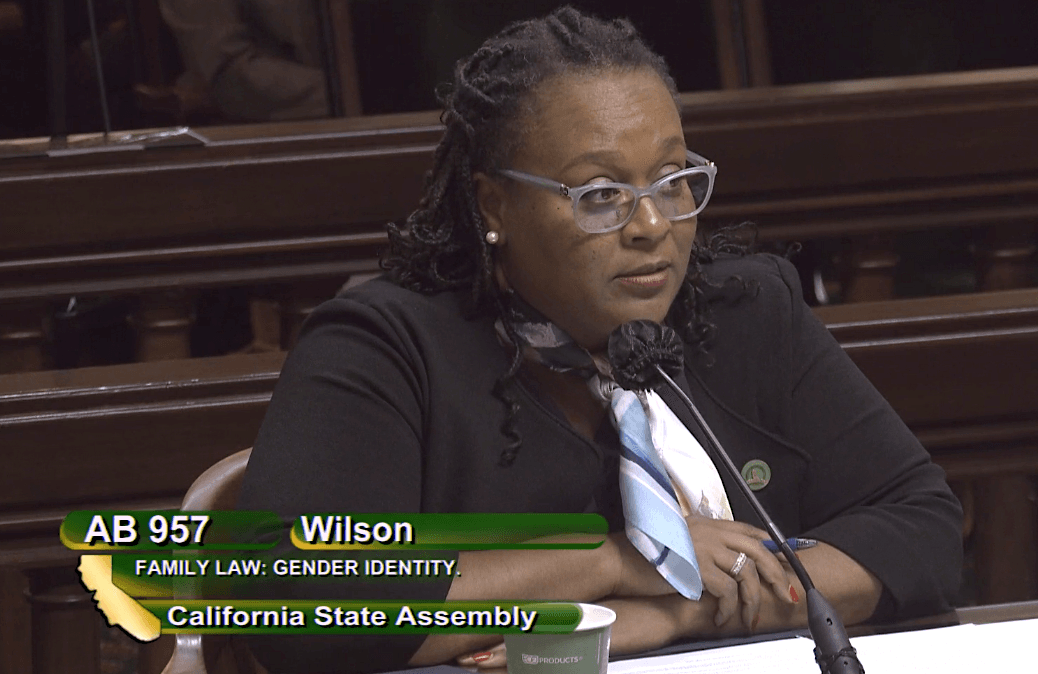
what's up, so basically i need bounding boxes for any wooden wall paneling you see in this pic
[679,67,1038,192]
[0,232,385,371]
[0,69,1031,317]
[0,68,1035,251]
[0,121,397,368]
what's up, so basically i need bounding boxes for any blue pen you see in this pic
[762,537,818,553]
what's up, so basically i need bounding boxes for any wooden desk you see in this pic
[434,601,1038,674]
[605,601,1038,668]
[956,600,1038,624]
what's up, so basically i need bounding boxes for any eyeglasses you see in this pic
[498,150,716,234]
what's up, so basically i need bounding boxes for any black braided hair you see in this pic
[381,6,749,466]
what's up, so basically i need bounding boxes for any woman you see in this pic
[239,7,962,673]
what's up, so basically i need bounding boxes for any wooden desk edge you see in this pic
[956,600,1038,624]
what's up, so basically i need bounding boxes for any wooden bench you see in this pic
[0,351,283,674]
[818,287,1038,604]
[2,67,1037,371]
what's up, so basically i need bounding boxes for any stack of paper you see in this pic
[609,619,1038,673]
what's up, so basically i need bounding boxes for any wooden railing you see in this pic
[680,66,1038,299]
[2,67,1037,372]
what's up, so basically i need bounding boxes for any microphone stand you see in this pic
[653,365,865,674]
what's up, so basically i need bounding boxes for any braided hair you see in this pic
[382,6,743,465]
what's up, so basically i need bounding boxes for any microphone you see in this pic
[607,321,865,674]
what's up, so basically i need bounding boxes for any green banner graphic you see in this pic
[290,513,607,550]
[140,600,582,635]
[112,551,464,597]
[61,511,282,551]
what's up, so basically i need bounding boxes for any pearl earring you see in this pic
[485,231,500,245]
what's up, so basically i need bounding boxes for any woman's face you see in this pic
[478,68,696,353]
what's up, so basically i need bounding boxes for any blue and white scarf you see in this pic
[498,296,732,600]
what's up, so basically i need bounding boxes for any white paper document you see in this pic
[609,619,1038,674]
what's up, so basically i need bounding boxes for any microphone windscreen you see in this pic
[607,320,684,390]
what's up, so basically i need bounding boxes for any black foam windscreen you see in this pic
[606,320,684,390]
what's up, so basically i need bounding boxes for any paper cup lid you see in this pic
[574,603,616,631]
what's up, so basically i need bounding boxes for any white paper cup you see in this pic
[504,603,615,674]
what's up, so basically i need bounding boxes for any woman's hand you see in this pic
[683,516,794,629]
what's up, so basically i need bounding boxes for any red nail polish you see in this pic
[790,585,800,603]
[472,652,494,663]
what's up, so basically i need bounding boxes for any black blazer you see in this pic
[240,253,962,673]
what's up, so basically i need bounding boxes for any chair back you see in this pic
[182,448,253,511]
[161,448,263,674]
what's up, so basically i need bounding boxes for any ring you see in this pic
[729,552,748,577]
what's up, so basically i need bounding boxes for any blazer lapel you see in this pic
[658,369,810,535]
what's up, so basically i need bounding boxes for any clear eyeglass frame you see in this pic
[497,149,717,234]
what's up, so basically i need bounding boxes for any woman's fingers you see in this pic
[684,517,798,628]
[702,565,740,626]
[456,641,507,669]
[741,539,796,605]
[732,554,762,630]
[722,523,795,598]
[707,551,762,628]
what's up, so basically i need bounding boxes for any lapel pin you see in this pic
[741,459,771,491]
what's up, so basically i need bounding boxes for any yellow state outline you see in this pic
[78,555,161,642]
